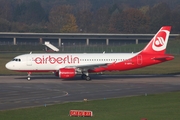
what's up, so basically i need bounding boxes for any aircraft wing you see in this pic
[65,63,109,70]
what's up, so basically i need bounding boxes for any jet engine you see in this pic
[58,68,76,79]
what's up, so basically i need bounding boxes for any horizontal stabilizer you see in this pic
[152,55,174,61]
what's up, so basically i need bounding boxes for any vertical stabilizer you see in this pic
[141,26,171,54]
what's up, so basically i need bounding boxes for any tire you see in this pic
[86,76,91,81]
[27,77,31,81]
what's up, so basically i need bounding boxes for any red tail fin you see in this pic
[141,26,171,54]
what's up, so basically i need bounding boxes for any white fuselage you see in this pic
[6,53,138,71]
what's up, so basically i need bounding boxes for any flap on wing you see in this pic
[65,63,108,69]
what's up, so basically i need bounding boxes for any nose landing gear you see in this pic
[27,72,31,81]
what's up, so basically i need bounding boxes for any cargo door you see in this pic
[137,55,142,65]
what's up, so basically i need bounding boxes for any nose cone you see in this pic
[5,62,13,70]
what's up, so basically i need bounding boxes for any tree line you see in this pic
[0,0,180,33]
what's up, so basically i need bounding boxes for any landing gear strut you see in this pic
[27,72,31,81]
[85,76,91,81]
[81,73,91,81]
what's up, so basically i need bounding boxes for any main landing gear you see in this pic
[27,72,31,81]
[81,73,91,81]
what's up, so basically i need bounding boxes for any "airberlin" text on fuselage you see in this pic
[34,55,80,64]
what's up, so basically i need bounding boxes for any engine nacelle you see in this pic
[58,68,76,79]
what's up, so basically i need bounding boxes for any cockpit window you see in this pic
[12,58,21,62]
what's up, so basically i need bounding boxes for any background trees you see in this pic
[48,5,76,32]
[0,0,179,33]
[119,8,149,33]
[92,6,110,33]
[147,2,171,33]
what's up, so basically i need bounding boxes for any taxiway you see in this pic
[0,74,180,110]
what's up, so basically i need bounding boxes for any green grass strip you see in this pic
[0,92,180,120]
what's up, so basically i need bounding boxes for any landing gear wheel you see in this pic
[85,76,91,81]
[27,77,31,81]
[27,72,31,81]
[81,74,91,81]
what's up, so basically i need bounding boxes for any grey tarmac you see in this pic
[0,74,180,111]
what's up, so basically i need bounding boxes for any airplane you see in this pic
[5,26,174,81]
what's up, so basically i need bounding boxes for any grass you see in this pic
[0,52,23,74]
[0,92,180,120]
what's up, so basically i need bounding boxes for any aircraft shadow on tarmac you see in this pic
[14,74,178,81]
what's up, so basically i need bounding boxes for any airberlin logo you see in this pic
[152,30,169,51]
[34,55,80,64]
